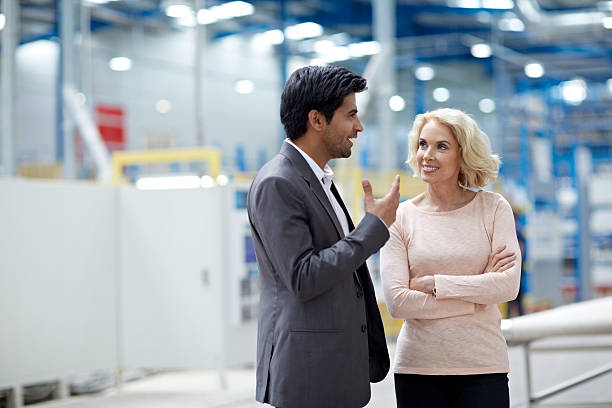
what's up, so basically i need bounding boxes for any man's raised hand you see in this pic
[362,175,400,227]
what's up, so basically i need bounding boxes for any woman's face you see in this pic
[416,120,462,186]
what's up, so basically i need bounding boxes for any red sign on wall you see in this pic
[96,104,125,151]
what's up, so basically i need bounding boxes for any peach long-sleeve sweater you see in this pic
[380,190,521,375]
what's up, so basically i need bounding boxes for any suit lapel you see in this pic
[280,143,345,239]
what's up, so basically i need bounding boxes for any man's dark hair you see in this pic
[280,65,367,140]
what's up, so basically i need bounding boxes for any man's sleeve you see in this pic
[250,176,389,302]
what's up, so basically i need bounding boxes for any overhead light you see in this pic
[448,0,513,7]
[320,46,350,62]
[471,43,491,58]
[433,87,450,102]
[109,57,132,71]
[607,78,612,94]
[210,1,254,20]
[166,4,192,18]
[156,99,171,114]
[560,79,586,105]
[524,62,544,78]
[196,1,253,24]
[234,79,254,94]
[177,13,196,27]
[201,175,215,188]
[389,95,406,112]
[603,16,612,29]
[197,9,217,24]
[285,22,323,40]
[216,174,229,186]
[482,0,514,9]
[448,0,479,8]
[348,41,380,57]
[478,98,496,113]
[415,65,435,81]
[0,14,5,31]
[136,175,201,190]
[252,29,284,50]
[499,12,525,31]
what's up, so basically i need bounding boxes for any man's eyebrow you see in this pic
[348,108,358,114]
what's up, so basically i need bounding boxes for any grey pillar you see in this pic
[373,0,396,170]
[195,0,206,147]
[60,0,76,178]
[80,2,93,111]
[1,0,19,176]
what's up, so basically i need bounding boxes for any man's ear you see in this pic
[307,110,325,132]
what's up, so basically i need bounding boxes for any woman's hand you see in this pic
[409,275,435,294]
[487,245,516,273]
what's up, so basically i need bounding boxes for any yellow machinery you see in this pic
[111,147,222,185]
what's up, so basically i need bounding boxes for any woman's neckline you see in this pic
[408,190,481,215]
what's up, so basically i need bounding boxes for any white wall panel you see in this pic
[0,179,117,386]
[119,186,231,369]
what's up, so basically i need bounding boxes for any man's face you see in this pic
[322,93,364,160]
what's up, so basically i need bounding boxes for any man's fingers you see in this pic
[391,174,400,194]
[362,179,373,201]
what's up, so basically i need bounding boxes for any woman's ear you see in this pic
[307,110,325,132]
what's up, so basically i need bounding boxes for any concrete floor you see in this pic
[35,336,612,408]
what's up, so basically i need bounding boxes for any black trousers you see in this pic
[394,373,509,408]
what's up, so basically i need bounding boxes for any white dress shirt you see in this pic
[284,139,350,236]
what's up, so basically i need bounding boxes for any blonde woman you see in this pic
[381,108,520,408]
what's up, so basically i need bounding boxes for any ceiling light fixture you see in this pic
[389,95,406,112]
[415,65,435,81]
[524,62,544,78]
[560,79,587,105]
[348,41,380,57]
[478,98,496,113]
[285,22,323,40]
[234,79,255,94]
[432,87,450,102]
[109,57,132,72]
[471,43,492,58]
[165,4,192,18]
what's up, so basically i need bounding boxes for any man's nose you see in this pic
[355,117,364,132]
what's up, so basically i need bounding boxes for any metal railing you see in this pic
[502,296,612,407]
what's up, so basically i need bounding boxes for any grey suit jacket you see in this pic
[247,142,390,408]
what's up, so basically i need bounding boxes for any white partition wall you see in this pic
[119,186,230,369]
[0,179,257,404]
[0,179,118,388]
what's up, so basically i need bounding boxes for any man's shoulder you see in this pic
[254,153,296,183]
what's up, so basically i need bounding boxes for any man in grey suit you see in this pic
[247,65,400,408]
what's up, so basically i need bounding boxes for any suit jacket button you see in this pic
[361,324,367,333]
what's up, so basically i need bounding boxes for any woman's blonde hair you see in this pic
[406,108,500,188]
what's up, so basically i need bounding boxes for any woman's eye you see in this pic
[419,141,426,148]
[438,144,447,150]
